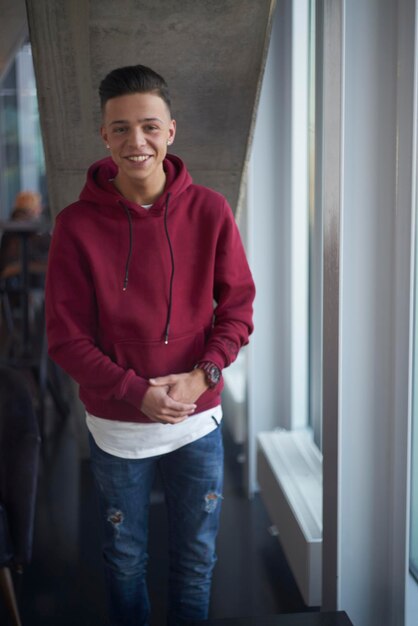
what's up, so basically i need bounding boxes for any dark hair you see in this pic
[99,64,172,114]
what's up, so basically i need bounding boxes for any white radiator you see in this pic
[257,429,322,606]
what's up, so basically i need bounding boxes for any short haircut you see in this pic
[99,64,172,115]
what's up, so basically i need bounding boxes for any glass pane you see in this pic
[0,61,20,217]
[0,42,46,220]
[410,215,418,579]
[308,0,323,449]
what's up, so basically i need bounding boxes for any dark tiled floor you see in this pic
[1,372,316,625]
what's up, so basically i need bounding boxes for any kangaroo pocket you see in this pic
[113,329,206,379]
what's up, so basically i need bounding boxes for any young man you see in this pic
[45,65,255,626]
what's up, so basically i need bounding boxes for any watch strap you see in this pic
[194,361,221,389]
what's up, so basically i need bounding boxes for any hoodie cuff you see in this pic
[122,374,149,409]
[198,349,226,372]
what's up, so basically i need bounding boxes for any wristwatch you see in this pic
[195,361,221,389]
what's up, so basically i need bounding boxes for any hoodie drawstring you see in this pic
[163,193,174,344]
[121,203,133,291]
[121,195,175,345]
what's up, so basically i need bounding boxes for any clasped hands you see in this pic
[140,368,209,424]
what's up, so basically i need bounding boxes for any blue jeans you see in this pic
[88,425,224,626]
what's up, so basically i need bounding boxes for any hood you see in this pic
[79,153,193,216]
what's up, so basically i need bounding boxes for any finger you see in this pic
[143,405,193,423]
[160,406,196,419]
[163,395,196,413]
[149,375,180,386]
[145,399,195,420]
[148,376,174,387]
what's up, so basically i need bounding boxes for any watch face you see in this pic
[196,362,221,388]
[208,365,221,385]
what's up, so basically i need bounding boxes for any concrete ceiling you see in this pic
[0,0,28,80]
[25,0,276,215]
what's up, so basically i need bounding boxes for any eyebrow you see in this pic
[109,117,164,125]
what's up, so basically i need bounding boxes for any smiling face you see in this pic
[100,92,176,203]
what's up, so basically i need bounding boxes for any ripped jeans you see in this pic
[88,425,224,626]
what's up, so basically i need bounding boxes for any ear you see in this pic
[168,119,176,144]
[100,125,109,147]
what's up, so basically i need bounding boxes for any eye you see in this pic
[112,126,127,134]
[144,125,159,132]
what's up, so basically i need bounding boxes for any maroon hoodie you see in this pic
[45,155,255,423]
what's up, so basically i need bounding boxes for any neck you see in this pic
[113,170,166,205]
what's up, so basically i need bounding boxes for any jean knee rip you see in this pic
[107,508,124,530]
[203,492,223,513]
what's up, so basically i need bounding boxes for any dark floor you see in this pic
[1,366,317,626]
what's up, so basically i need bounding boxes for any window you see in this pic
[410,206,418,582]
[0,42,46,219]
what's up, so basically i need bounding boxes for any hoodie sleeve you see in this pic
[200,199,255,370]
[45,215,149,410]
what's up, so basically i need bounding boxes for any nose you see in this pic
[129,127,146,147]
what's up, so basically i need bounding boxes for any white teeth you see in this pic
[128,155,149,162]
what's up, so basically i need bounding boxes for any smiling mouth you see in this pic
[126,155,150,162]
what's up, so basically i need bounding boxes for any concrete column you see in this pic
[0,0,27,79]
[25,0,276,215]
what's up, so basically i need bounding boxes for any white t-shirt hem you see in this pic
[86,405,223,459]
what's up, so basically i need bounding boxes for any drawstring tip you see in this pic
[164,336,169,345]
